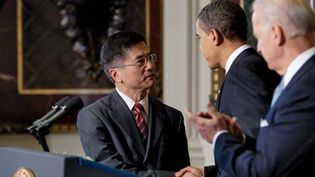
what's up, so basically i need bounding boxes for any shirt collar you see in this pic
[282,47,315,88]
[225,44,251,75]
[115,88,149,115]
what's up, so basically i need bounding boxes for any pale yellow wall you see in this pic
[0,133,84,157]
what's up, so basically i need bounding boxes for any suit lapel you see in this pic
[266,56,315,123]
[217,48,256,110]
[216,80,225,110]
[109,90,146,155]
[229,48,256,67]
[144,97,164,161]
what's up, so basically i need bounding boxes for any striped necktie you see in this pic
[133,103,147,141]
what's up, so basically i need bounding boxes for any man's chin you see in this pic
[145,79,156,88]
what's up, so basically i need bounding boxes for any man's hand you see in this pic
[175,166,204,177]
[186,104,230,143]
[226,117,244,142]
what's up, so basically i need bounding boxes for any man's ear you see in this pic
[272,25,285,46]
[209,29,223,46]
[109,68,122,83]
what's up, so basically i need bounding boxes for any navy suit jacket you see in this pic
[214,56,315,177]
[77,90,190,175]
[216,48,280,138]
[206,48,280,177]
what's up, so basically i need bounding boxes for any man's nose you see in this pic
[146,59,156,67]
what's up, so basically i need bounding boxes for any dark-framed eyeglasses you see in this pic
[111,53,157,69]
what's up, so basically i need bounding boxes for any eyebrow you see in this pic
[135,52,153,59]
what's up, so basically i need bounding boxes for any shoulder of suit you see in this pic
[81,94,113,112]
[149,96,181,114]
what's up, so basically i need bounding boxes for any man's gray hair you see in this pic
[253,0,315,37]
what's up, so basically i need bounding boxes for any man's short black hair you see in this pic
[197,0,248,42]
[100,31,146,81]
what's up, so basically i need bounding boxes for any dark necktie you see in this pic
[133,103,147,141]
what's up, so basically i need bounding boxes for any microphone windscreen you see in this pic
[55,96,70,106]
[54,96,71,107]
[63,96,84,114]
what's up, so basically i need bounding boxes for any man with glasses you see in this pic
[77,31,190,176]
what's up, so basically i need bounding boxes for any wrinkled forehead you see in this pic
[124,42,150,59]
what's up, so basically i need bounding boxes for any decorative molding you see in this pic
[210,69,224,104]
[163,0,213,167]
[16,0,152,95]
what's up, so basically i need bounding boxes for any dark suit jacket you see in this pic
[216,48,280,138]
[214,56,315,177]
[205,48,280,177]
[77,90,190,175]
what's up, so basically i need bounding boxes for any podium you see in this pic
[0,147,140,177]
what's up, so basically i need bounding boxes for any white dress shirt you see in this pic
[282,47,315,88]
[225,44,251,75]
[116,88,149,124]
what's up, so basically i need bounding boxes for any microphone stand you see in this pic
[27,106,68,152]
[27,124,50,152]
[26,96,83,152]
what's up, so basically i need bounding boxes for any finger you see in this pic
[175,168,187,177]
[186,111,198,122]
[175,171,184,177]
[207,103,216,113]
[230,117,237,123]
[185,110,193,117]
[177,166,203,177]
[192,116,208,126]
[206,104,220,118]
[207,105,231,121]
[185,167,203,177]
[187,113,197,124]
[196,111,204,116]
[187,112,209,125]
[196,111,212,118]
[175,166,192,177]
[207,102,214,108]
[191,117,215,133]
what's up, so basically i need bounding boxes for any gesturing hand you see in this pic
[187,103,244,143]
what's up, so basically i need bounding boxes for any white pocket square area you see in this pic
[260,119,269,127]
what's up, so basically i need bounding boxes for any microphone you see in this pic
[33,96,84,131]
[27,96,71,133]
[27,96,83,134]
[26,96,83,152]
[31,96,71,126]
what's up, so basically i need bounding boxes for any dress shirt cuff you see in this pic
[212,130,229,149]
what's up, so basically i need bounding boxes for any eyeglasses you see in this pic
[111,53,157,68]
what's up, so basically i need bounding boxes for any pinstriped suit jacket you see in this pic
[77,90,190,175]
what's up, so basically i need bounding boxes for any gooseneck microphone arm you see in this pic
[27,96,71,135]
[27,96,83,152]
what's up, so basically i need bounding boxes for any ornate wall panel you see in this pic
[0,0,162,133]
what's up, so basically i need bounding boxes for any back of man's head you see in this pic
[197,0,247,42]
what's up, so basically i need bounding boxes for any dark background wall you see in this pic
[0,0,162,133]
